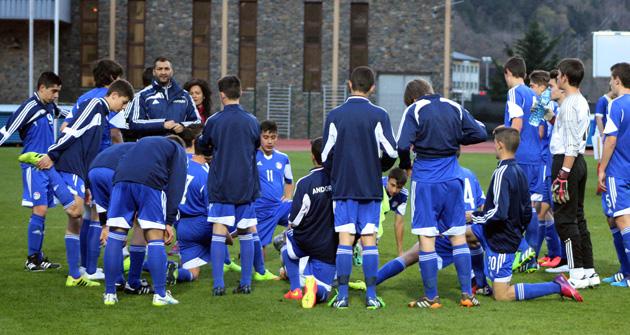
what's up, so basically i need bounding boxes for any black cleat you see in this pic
[233,284,252,294]
[212,287,226,296]
[124,279,154,295]
[24,254,44,272]
[166,261,178,286]
[39,255,61,270]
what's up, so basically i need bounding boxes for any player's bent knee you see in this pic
[144,228,164,241]
[32,205,47,217]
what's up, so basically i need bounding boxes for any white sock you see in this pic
[569,267,584,280]
[584,268,595,277]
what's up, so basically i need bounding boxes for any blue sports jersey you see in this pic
[460,167,485,211]
[255,149,293,206]
[322,96,398,201]
[504,84,541,165]
[541,101,558,174]
[179,159,209,217]
[381,176,408,216]
[0,93,55,157]
[68,87,117,152]
[594,94,612,127]
[89,142,135,170]
[604,94,630,180]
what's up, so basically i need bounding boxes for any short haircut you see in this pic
[180,124,204,148]
[106,79,134,99]
[549,69,559,81]
[503,56,527,79]
[37,72,62,89]
[404,79,434,106]
[166,135,185,148]
[529,70,550,87]
[260,120,278,133]
[350,66,375,93]
[217,75,241,99]
[557,58,584,87]
[493,127,520,153]
[611,62,630,88]
[154,56,172,67]
[183,78,212,118]
[311,137,323,165]
[388,167,407,187]
[142,67,154,87]
[93,59,123,87]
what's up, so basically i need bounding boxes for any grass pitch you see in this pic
[0,147,628,334]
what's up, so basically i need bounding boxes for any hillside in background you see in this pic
[452,0,630,100]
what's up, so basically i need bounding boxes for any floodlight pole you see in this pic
[332,0,340,103]
[28,0,34,94]
[443,0,451,98]
[54,0,60,74]
[109,0,116,60]
[221,0,228,77]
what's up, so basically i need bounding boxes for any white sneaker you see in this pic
[103,293,118,306]
[79,266,86,275]
[568,276,590,289]
[545,265,569,273]
[588,273,601,287]
[152,290,179,306]
[85,270,105,280]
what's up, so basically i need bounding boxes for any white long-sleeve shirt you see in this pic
[549,93,591,156]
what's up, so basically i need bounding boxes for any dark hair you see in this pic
[143,67,154,87]
[611,62,630,88]
[557,58,584,87]
[184,79,212,119]
[260,120,278,133]
[166,135,185,148]
[106,79,134,99]
[388,167,407,187]
[93,59,123,87]
[218,75,241,99]
[311,137,323,165]
[549,69,559,81]
[179,124,204,148]
[529,70,550,87]
[493,127,520,153]
[404,79,434,106]
[154,56,172,67]
[504,56,527,79]
[350,66,375,93]
[37,72,62,89]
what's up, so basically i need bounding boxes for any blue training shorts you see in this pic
[606,176,630,217]
[21,165,55,208]
[88,167,114,213]
[333,199,380,235]
[208,202,257,229]
[107,181,166,230]
[471,224,514,283]
[411,179,466,236]
[255,201,291,246]
[59,171,86,199]
[177,216,213,269]
[519,163,544,202]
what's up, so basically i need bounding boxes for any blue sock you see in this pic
[418,251,439,299]
[104,231,126,294]
[546,220,562,258]
[281,247,301,290]
[211,234,226,288]
[525,209,539,255]
[612,228,630,275]
[376,256,406,285]
[518,237,529,253]
[621,228,630,275]
[224,245,231,265]
[453,243,472,295]
[336,245,353,299]
[65,233,81,278]
[127,245,146,288]
[86,221,102,275]
[253,233,265,275]
[177,267,194,282]
[514,282,560,301]
[146,239,167,297]
[27,213,45,257]
[362,246,379,299]
[470,245,486,288]
[45,167,75,208]
[536,219,546,257]
[79,218,89,269]
[239,233,254,286]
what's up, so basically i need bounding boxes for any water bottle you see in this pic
[529,87,551,127]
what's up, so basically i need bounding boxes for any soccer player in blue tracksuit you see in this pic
[253,120,293,281]
[323,66,398,310]
[127,57,200,137]
[397,79,487,308]
[503,57,544,270]
[281,137,338,308]
[0,72,72,271]
[468,127,582,303]
[103,135,187,306]
[598,62,630,288]
[382,168,409,256]
[197,75,261,296]
[19,79,134,287]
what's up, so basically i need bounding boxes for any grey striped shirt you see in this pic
[550,93,591,156]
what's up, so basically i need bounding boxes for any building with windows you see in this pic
[0,0,446,138]
[451,51,480,102]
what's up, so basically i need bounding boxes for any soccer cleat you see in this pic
[587,273,600,287]
[348,280,367,291]
[85,269,105,281]
[18,152,45,165]
[545,264,569,273]
[223,261,242,273]
[554,274,583,302]
[24,255,45,272]
[65,275,101,287]
[475,285,493,296]
[353,244,363,266]
[103,293,118,306]
[233,284,252,294]
[152,290,179,306]
[212,287,226,296]
[39,254,61,270]
[330,297,349,309]
[408,296,442,309]
[284,288,303,300]
[302,276,317,308]
[460,293,480,307]
[611,278,630,288]
[540,256,562,268]
[602,272,625,284]
[538,255,551,265]
[124,280,154,295]
[366,296,386,310]
[166,261,178,286]
[522,259,539,273]
[253,269,279,281]
[512,247,536,272]
[568,276,590,290]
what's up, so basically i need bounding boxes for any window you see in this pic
[193,0,211,80]
[303,2,322,92]
[350,3,368,72]
[127,1,146,88]
[80,1,98,87]
[239,0,257,90]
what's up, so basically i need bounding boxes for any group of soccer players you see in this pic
[1,55,629,309]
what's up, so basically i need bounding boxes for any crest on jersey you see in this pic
[33,192,41,200]
[257,161,263,166]
[276,162,282,170]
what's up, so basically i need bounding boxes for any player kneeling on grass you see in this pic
[467,127,582,302]
[102,136,187,306]
[280,138,337,308]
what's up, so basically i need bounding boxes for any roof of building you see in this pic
[452,51,480,62]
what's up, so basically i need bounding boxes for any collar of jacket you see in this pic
[152,79,184,103]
